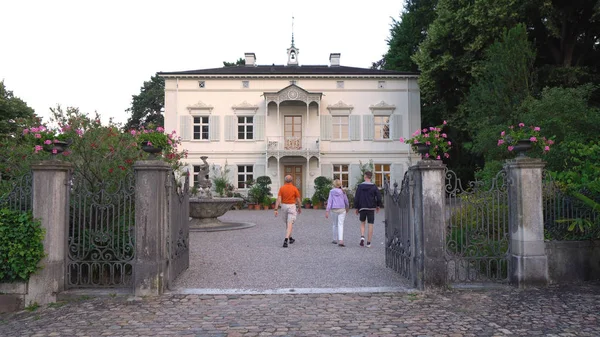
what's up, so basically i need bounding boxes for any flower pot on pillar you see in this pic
[140,141,163,159]
[43,139,71,156]
[513,139,533,157]
[415,143,431,158]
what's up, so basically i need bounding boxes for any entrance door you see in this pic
[284,116,302,150]
[284,165,303,198]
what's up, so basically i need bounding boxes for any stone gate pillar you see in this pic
[28,160,72,305]
[411,160,447,289]
[133,160,170,296]
[506,157,549,287]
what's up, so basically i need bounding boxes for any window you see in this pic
[193,116,209,140]
[242,80,249,88]
[199,81,205,88]
[336,81,344,89]
[332,116,349,140]
[374,164,391,187]
[237,165,253,189]
[378,81,385,89]
[193,165,209,187]
[333,164,349,188]
[374,116,390,140]
[238,116,254,140]
[290,80,297,85]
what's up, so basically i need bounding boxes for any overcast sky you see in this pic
[1,0,405,125]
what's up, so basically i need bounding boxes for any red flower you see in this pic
[108,168,114,173]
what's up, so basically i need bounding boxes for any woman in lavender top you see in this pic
[325,179,350,247]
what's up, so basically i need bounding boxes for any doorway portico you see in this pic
[264,84,322,197]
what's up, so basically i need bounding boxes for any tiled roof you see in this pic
[158,65,418,76]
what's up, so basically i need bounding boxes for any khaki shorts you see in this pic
[281,203,297,225]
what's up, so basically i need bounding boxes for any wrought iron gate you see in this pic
[384,173,415,285]
[444,168,510,283]
[166,170,190,286]
[0,172,33,212]
[66,170,135,288]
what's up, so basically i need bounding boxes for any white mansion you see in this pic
[159,43,421,198]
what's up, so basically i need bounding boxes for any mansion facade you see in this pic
[159,45,420,198]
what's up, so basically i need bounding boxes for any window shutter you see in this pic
[349,163,362,189]
[254,115,265,140]
[209,116,220,141]
[225,115,235,141]
[320,164,333,180]
[320,115,332,141]
[180,116,191,141]
[349,115,361,141]
[391,115,403,140]
[363,115,374,140]
[391,163,404,187]
[254,164,265,178]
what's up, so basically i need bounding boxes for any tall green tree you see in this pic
[0,81,36,138]
[223,58,245,67]
[124,75,164,130]
[462,24,536,158]
[380,0,439,73]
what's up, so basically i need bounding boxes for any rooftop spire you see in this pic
[291,16,295,47]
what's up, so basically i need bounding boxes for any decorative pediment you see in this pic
[369,101,396,115]
[264,84,322,105]
[187,101,214,113]
[327,100,354,115]
[232,100,259,114]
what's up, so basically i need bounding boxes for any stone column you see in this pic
[411,160,447,290]
[506,157,549,287]
[27,160,72,305]
[133,160,170,296]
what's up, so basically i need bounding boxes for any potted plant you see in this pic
[247,184,262,210]
[401,120,452,160]
[261,196,271,210]
[134,125,174,158]
[312,176,333,209]
[311,195,322,209]
[302,197,311,209]
[497,123,554,157]
[254,176,273,209]
[23,125,72,155]
[270,197,277,209]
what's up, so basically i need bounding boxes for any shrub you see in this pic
[0,209,45,282]
[313,176,333,204]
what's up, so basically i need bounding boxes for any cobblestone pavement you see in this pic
[1,283,599,336]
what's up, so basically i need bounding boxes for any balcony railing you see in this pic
[266,136,320,155]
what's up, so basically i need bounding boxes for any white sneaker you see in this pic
[366,242,371,248]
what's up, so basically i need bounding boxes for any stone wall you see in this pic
[0,282,27,313]
[546,240,600,283]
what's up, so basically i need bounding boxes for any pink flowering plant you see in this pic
[497,123,554,153]
[22,125,71,154]
[400,121,452,160]
[133,125,171,150]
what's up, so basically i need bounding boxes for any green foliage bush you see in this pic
[313,176,333,204]
[0,209,45,282]
[248,176,272,204]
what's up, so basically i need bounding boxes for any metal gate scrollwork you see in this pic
[67,170,135,288]
[445,168,510,283]
[384,172,414,282]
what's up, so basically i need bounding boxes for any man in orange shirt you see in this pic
[274,174,302,248]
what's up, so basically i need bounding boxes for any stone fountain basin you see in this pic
[189,197,243,219]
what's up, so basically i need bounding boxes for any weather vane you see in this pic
[291,15,295,47]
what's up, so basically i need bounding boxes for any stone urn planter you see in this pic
[44,139,71,155]
[140,141,163,159]
[513,139,533,157]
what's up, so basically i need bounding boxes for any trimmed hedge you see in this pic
[0,208,45,282]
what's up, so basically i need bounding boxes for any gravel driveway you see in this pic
[171,209,412,292]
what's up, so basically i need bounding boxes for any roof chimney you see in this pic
[244,53,256,67]
[329,53,341,67]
